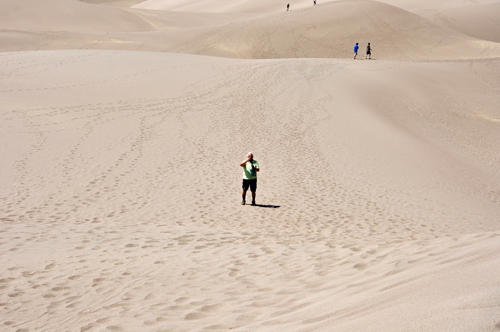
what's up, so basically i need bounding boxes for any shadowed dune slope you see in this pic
[1,0,156,32]
[423,2,500,43]
[377,0,499,11]
[377,0,500,42]
[169,0,500,60]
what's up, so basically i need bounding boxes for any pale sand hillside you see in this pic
[81,0,146,7]
[133,0,314,13]
[378,0,500,42]
[1,0,157,32]
[2,50,500,331]
[0,0,252,33]
[1,0,500,331]
[2,0,500,61]
[166,0,500,60]
[377,0,499,11]
[0,0,256,52]
[136,0,500,46]
[422,2,500,43]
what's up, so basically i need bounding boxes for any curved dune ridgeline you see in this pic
[2,0,500,60]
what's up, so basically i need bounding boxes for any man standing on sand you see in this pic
[287,3,290,11]
[354,43,359,59]
[240,152,259,206]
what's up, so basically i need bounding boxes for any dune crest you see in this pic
[133,0,313,13]
[168,0,500,60]
[2,0,500,60]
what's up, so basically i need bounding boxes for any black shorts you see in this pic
[242,179,257,192]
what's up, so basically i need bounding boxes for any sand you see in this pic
[1,0,500,331]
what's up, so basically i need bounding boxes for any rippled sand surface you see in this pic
[1,0,500,331]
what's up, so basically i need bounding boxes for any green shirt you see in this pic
[242,160,259,180]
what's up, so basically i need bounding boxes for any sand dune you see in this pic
[133,0,314,13]
[0,0,249,34]
[422,2,500,43]
[377,0,500,12]
[1,0,157,32]
[81,0,146,7]
[2,49,500,331]
[167,0,500,60]
[2,0,500,61]
[378,0,500,42]
[1,0,500,331]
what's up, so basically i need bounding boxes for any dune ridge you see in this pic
[167,0,500,60]
[133,0,314,13]
[1,0,500,331]
[1,0,500,61]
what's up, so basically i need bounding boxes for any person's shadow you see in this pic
[253,204,280,208]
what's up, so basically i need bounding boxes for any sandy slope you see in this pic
[378,0,500,42]
[167,0,500,60]
[133,0,315,13]
[1,0,157,32]
[2,50,500,331]
[422,2,500,43]
[81,0,146,7]
[0,0,253,33]
[1,0,500,331]
[2,0,500,61]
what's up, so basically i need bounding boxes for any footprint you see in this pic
[185,312,207,320]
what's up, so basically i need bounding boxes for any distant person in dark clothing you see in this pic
[365,43,372,59]
[287,3,290,11]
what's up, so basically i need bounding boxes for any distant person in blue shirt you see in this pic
[354,43,359,59]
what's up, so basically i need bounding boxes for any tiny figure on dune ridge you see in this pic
[354,43,359,59]
[240,152,259,206]
[314,0,317,5]
[287,3,290,11]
